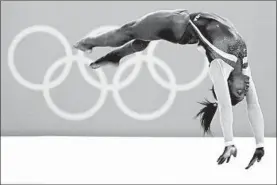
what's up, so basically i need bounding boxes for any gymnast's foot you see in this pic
[73,38,94,53]
[89,53,121,69]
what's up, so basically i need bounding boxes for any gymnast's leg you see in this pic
[73,21,137,52]
[73,9,190,53]
[90,40,150,69]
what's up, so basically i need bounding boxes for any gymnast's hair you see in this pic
[195,86,218,135]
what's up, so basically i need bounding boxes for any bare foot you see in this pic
[89,60,119,69]
[89,54,121,69]
[89,62,102,69]
[73,38,93,53]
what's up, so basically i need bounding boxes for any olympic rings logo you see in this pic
[8,25,210,121]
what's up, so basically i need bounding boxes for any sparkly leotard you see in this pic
[179,12,248,69]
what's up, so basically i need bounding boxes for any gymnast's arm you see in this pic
[242,65,265,148]
[242,64,265,169]
[209,59,235,146]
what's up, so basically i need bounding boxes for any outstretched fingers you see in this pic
[218,157,226,165]
[226,157,231,163]
[217,145,237,165]
[245,155,258,170]
[245,147,265,170]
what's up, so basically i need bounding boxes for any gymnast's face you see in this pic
[228,74,250,105]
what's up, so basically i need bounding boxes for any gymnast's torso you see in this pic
[180,12,248,66]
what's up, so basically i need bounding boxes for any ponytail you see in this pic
[195,86,218,135]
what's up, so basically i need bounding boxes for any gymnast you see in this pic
[73,9,265,169]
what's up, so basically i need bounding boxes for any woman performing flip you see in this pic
[73,9,265,169]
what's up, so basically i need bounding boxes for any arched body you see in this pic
[74,9,265,169]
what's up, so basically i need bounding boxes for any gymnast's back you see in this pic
[184,12,247,60]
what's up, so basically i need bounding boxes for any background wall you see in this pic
[1,1,276,137]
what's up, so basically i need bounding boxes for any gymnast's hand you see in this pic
[217,145,237,165]
[73,37,93,53]
[245,147,264,170]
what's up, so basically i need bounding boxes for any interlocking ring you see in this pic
[8,25,209,121]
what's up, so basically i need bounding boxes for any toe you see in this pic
[90,63,100,69]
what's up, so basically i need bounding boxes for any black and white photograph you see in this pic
[1,1,276,184]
